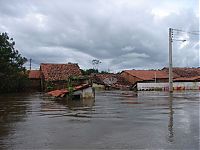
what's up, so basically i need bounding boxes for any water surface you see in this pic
[0,91,199,149]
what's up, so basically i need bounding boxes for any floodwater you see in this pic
[0,91,199,149]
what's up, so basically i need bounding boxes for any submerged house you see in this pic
[173,76,200,90]
[121,70,169,84]
[121,70,169,90]
[28,63,94,99]
[162,67,200,90]
[121,68,200,91]
[47,83,95,99]
[92,73,132,90]
[40,63,82,91]
[38,63,95,99]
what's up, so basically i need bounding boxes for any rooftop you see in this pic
[174,76,200,82]
[92,73,131,86]
[40,63,82,81]
[123,70,169,81]
[162,67,200,78]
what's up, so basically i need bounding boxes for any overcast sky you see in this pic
[0,0,199,72]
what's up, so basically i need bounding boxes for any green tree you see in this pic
[0,32,28,93]
[80,68,99,75]
[100,70,109,74]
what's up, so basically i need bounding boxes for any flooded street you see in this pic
[0,91,199,149]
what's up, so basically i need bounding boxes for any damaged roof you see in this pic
[92,73,131,86]
[47,83,90,97]
[40,63,82,81]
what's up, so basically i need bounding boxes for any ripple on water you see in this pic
[0,91,199,149]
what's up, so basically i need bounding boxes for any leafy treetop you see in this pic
[0,32,28,92]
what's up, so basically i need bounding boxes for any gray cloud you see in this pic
[0,0,199,71]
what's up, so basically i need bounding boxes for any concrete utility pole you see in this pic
[169,28,173,93]
[168,28,187,92]
[29,58,32,70]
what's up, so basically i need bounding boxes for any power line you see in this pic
[172,33,198,39]
[172,28,200,35]
[171,29,199,42]
[172,30,198,36]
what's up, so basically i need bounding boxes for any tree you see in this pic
[80,68,99,75]
[100,70,109,74]
[92,59,101,70]
[0,32,28,93]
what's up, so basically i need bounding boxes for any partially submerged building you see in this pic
[121,70,169,84]
[92,73,132,90]
[47,83,95,99]
[121,68,200,91]
[173,76,200,90]
[28,63,95,99]
[28,65,200,92]
[40,63,82,91]
[162,67,200,90]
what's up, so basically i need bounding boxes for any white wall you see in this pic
[73,87,95,98]
[173,82,200,90]
[82,87,95,98]
[137,82,200,91]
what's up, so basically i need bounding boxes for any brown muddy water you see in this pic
[0,91,199,149]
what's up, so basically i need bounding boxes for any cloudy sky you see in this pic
[0,0,199,72]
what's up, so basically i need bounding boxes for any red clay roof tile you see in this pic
[40,63,82,81]
[174,76,200,81]
[47,89,69,97]
[123,70,168,81]
[162,67,200,78]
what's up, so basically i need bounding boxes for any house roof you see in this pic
[40,63,82,81]
[123,70,169,81]
[174,76,200,82]
[92,73,131,86]
[28,70,41,79]
[162,67,200,78]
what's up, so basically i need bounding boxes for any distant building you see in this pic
[173,76,200,82]
[121,70,169,85]
[121,68,200,91]
[162,67,200,78]
[28,70,41,91]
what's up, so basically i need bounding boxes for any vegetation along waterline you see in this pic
[0,33,28,93]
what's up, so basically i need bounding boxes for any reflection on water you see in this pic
[0,91,199,149]
[0,93,31,149]
[168,93,174,143]
[40,98,95,118]
[59,98,95,109]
